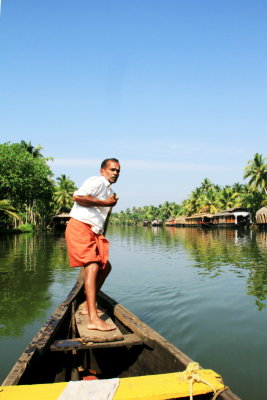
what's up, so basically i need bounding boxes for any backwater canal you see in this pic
[1,226,267,399]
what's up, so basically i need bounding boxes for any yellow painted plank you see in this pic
[0,370,225,400]
[114,370,224,400]
[0,382,67,400]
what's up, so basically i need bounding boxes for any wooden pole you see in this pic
[103,207,112,236]
[103,193,117,236]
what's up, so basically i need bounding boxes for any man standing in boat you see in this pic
[65,158,120,331]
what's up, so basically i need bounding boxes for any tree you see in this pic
[0,200,19,220]
[0,142,54,227]
[244,153,267,194]
[20,140,53,161]
[200,178,215,192]
[53,174,77,212]
[217,186,241,210]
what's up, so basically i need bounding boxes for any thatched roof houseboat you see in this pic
[256,207,267,227]
[185,213,213,227]
[49,212,70,231]
[212,208,251,228]
[165,216,188,227]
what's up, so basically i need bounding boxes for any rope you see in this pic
[181,362,223,400]
[211,386,229,400]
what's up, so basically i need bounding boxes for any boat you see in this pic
[1,271,240,400]
[211,208,251,228]
[165,208,251,229]
[184,213,213,228]
[48,212,71,231]
[255,206,267,228]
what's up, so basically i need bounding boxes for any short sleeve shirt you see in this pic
[69,176,114,234]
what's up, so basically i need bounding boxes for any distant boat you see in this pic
[142,219,150,226]
[1,271,239,400]
[165,208,251,229]
[49,212,70,231]
[255,207,267,228]
[151,219,163,226]
[211,208,251,228]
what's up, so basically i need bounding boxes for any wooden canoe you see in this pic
[1,271,240,400]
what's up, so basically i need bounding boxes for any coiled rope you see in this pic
[181,362,228,400]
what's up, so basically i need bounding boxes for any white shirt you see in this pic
[69,176,114,234]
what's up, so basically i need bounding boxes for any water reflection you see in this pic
[1,227,267,399]
[108,226,267,310]
[0,232,70,337]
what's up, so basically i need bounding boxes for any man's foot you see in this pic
[87,318,116,331]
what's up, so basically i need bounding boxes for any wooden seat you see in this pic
[75,302,124,343]
[50,333,143,351]
[49,302,143,352]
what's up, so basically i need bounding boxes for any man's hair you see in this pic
[101,158,120,168]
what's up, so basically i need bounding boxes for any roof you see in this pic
[52,213,70,219]
[213,208,250,217]
[256,207,267,223]
[185,213,213,220]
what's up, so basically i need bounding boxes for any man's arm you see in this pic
[73,194,118,207]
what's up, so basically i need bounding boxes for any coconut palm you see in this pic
[20,140,53,161]
[217,186,241,210]
[200,178,215,192]
[20,140,44,158]
[197,189,220,214]
[53,175,77,212]
[244,153,267,194]
[0,200,20,220]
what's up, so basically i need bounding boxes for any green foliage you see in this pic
[18,223,34,232]
[0,141,54,228]
[53,174,77,213]
[112,154,267,225]
[0,199,19,220]
[244,153,267,194]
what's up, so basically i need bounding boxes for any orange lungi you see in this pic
[65,218,109,269]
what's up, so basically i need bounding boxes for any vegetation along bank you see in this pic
[1,141,267,231]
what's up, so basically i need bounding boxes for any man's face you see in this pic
[100,161,120,184]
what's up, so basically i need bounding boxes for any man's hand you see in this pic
[105,193,118,207]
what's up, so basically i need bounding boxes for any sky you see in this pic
[1,1,267,211]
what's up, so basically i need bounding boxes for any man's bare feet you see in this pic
[87,318,116,331]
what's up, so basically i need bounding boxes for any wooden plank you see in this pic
[50,334,143,351]
[0,372,239,400]
[75,302,124,343]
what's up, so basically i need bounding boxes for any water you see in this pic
[1,227,267,399]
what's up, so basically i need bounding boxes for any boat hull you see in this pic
[2,271,240,400]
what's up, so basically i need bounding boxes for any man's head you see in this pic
[100,158,120,184]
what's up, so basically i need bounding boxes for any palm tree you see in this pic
[20,140,44,158]
[244,153,267,194]
[53,175,77,212]
[197,189,219,214]
[200,178,215,192]
[218,186,241,210]
[0,200,19,220]
[20,140,53,161]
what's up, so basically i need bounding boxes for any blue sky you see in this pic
[1,1,267,211]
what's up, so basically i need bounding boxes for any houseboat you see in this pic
[165,208,251,229]
[211,208,251,228]
[256,207,267,228]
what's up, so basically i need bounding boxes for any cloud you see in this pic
[49,158,232,172]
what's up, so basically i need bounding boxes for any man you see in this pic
[65,158,120,331]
